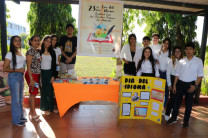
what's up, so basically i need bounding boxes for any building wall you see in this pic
[7,21,26,45]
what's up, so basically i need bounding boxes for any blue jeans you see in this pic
[8,72,24,124]
[159,70,169,107]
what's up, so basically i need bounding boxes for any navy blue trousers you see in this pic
[171,80,195,122]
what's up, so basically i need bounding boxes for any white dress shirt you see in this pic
[157,51,170,71]
[136,60,160,77]
[120,44,141,62]
[166,59,179,86]
[134,46,158,68]
[175,56,204,82]
[150,44,161,59]
[133,46,143,67]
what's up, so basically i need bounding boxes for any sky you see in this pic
[5,1,204,44]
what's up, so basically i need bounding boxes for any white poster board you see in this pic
[78,0,124,57]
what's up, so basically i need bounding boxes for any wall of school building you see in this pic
[7,21,26,45]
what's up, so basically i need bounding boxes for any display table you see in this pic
[53,77,119,117]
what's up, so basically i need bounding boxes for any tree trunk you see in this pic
[176,24,182,46]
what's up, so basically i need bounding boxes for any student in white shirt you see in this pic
[40,35,57,115]
[134,36,151,68]
[157,38,171,108]
[150,33,161,58]
[164,46,183,121]
[120,34,140,76]
[3,36,26,126]
[51,34,61,78]
[167,42,204,128]
[136,46,159,77]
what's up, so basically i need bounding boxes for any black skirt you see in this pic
[123,52,136,76]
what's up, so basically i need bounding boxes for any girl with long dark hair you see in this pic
[40,35,57,115]
[25,35,41,121]
[157,38,171,109]
[51,34,61,78]
[3,36,26,126]
[165,46,183,121]
[136,46,159,77]
[120,34,140,76]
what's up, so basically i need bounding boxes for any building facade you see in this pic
[7,21,26,45]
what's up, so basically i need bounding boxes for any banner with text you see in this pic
[78,0,123,57]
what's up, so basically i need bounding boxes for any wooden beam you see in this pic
[6,0,207,15]
[200,12,208,64]
[124,4,204,15]
[8,0,79,4]
[0,0,7,60]
[124,0,208,10]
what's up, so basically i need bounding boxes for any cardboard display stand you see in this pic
[118,76,166,124]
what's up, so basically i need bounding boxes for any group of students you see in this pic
[3,23,77,126]
[2,23,204,128]
[120,33,204,128]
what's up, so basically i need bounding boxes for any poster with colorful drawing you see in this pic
[78,0,123,57]
[118,76,166,124]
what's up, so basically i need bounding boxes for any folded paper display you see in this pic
[67,69,77,79]
[68,69,75,75]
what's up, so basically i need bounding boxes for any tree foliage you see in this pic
[27,3,76,39]
[122,9,139,44]
[19,33,29,48]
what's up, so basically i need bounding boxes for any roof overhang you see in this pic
[7,0,208,16]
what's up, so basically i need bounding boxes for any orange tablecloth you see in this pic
[53,78,119,117]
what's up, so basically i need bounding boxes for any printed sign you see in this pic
[78,0,123,57]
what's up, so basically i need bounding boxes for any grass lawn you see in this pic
[75,56,116,77]
[203,66,208,79]
[20,48,117,77]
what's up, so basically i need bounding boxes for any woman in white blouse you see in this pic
[136,46,159,77]
[120,34,140,76]
[165,46,183,120]
[157,38,171,108]
[3,36,26,126]
[40,35,57,115]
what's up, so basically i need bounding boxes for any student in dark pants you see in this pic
[157,38,171,109]
[167,42,204,128]
[164,46,183,121]
[40,35,57,115]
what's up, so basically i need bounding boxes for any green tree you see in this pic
[19,33,29,48]
[27,3,76,39]
[122,9,139,44]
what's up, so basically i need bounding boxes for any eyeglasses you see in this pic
[175,51,181,53]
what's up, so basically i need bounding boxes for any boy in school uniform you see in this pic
[134,36,151,68]
[167,42,204,128]
[150,33,161,56]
